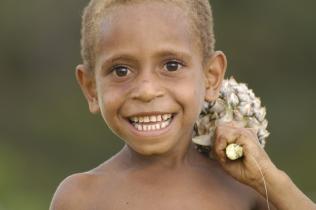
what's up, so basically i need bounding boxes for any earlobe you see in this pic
[204,51,227,102]
[75,64,100,114]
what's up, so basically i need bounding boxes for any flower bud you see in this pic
[193,77,269,153]
[226,144,243,160]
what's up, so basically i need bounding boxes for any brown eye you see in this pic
[112,66,130,77]
[164,61,183,72]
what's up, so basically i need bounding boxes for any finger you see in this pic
[245,128,261,146]
[213,135,229,162]
[234,128,261,148]
[226,121,244,128]
[215,124,235,140]
[234,131,265,162]
[248,128,258,138]
[215,124,242,144]
[214,125,241,161]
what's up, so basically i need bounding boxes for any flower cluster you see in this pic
[193,77,269,153]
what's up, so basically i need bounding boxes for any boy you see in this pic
[50,0,316,209]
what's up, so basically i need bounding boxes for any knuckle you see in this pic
[214,146,223,157]
[246,128,258,138]
[214,126,223,139]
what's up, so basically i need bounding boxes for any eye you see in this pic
[111,65,130,77]
[164,61,183,72]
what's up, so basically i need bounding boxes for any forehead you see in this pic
[95,1,201,62]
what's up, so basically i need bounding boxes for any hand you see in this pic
[212,122,277,189]
[212,122,316,210]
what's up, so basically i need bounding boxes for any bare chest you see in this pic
[96,194,252,210]
[88,177,254,210]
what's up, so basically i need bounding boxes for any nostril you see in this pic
[131,81,164,102]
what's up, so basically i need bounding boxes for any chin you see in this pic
[130,141,175,156]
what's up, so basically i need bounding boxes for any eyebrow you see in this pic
[152,48,192,61]
[100,54,136,71]
[100,48,193,69]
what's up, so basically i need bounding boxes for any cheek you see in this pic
[98,90,128,138]
[192,80,206,117]
[96,83,123,122]
[175,74,205,119]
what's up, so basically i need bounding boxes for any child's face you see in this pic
[77,2,226,156]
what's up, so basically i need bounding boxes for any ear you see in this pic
[75,64,100,114]
[204,51,227,102]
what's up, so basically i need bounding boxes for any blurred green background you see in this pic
[1,0,315,209]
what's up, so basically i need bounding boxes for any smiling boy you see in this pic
[50,0,316,209]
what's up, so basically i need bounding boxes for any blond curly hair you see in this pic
[80,0,215,71]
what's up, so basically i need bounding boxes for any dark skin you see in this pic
[50,2,316,210]
[50,144,268,210]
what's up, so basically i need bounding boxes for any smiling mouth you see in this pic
[128,113,174,131]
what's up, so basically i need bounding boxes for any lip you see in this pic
[123,113,176,137]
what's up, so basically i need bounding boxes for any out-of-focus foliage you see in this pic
[0,0,315,209]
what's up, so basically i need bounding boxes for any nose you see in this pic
[130,73,164,102]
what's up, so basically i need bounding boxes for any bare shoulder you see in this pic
[49,172,97,210]
[194,155,276,210]
[252,189,277,210]
[216,164,277,210]
[49,156,122,210]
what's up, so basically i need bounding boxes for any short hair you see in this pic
[80,0,215,71]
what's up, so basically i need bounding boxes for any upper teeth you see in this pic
[130,114,172,123]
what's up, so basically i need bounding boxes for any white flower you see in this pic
[233,110,243,121]
[254,107,266,122]
[221,80,230,94]
[237,92,251,102]
[226,144,243,160]
[248,89,256,99]
[210,98,226,113]
[258,129,270,139]
[217,112,233,124]
[247,117,260,129]
[228,76,238,86]
[252,98,261,109]
[238,102,253,116]
[192,77,269,151]
[261,119,268,129]
[227,92,239,107]
[234,83,248,93]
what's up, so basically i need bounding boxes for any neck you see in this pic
[120,139,198,170]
